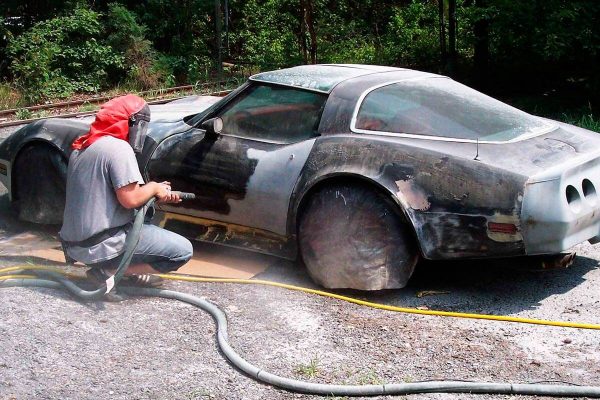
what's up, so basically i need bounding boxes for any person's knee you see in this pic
[178,237,193,262]
[165,235,192,264]
[137,228,193,272]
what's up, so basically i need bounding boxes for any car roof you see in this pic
[249,64,433,93]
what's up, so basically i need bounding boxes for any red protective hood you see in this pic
[72,94,147,150]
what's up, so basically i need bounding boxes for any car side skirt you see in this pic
[157,211,297,259]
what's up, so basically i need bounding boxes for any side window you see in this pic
[217,84,326,143]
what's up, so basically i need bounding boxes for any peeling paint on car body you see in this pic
[394,179,431,211]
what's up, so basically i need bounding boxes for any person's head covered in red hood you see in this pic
[72,94,151,153]
[60,94,192,289]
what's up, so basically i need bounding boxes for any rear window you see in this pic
[354,78,555,142]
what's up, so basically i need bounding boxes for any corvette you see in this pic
[1,64,599,290]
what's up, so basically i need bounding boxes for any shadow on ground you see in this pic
[327,255,598,317]
[261,256,597,317]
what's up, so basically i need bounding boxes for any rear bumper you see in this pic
[521,151,600,254]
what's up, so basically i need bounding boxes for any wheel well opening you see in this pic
[295,176,423,257]
[12,141,66,202]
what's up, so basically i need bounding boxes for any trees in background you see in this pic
[0,0,598,109]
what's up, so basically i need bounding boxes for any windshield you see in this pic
[354,78,555,142]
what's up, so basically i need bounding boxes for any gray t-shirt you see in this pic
[59,136,144,264]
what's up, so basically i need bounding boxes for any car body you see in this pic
[1,64,599,290]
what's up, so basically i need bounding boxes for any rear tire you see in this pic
[14,145,67,224]
[299,182,419,290]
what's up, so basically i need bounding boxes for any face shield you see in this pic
[128,104,151,153]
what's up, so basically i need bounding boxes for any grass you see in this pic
[560,111,600,133]
[355,369,385,385]
[0,70,248,114]
[504,93,600,133]
[294,356,320,379]
[79,102,98,112]
[33,110,50,119]
[14,108,33,120]
[0,83,23,110]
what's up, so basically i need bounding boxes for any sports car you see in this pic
[1,64,599,290]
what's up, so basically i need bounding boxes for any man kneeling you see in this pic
[59,94,193,286]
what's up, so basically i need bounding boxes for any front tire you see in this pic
[299,182,419,290]
[14,145,67,224]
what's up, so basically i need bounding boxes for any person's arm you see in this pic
[116,181,181,209]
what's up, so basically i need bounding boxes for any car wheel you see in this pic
[299,182,419,290]
[14,145,67,224]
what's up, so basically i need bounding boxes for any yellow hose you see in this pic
[0,274,38,280]
[2,266,600,330]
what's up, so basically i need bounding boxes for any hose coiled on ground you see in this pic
[3,276,600,397]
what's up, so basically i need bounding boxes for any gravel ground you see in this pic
[1,125,600,399]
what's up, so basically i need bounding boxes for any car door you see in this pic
[146,83,327,236]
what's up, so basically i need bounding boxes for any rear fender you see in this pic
[289,135,528,259]
[289,138,424,255]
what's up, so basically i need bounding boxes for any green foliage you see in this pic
[0,82,21,109]
[137,0,214,82]
[14,108,32,120]
[0,0,597,117]
[317,8,377,64]
[294,356,320,379]
[231,0,302,69]
[106,3,146,51]
[106,3,166,89]
[355,369,385,385]
[7,8,122,103]
[562,111,600,133]
[381,1,439,67]
[469,0,600,86]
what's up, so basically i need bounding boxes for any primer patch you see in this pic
[395,179,431,211]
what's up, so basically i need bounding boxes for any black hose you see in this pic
[3,194,600,397]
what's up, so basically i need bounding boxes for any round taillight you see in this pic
[566,185,582,213]
[582,179,597,205]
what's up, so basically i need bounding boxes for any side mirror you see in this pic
[201,117,223,137]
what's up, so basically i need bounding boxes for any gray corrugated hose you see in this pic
[2,196,600,397]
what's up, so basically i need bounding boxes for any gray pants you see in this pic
[88,224,193,273]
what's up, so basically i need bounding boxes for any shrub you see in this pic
[106,3,164,90]
[6,8,123,103]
